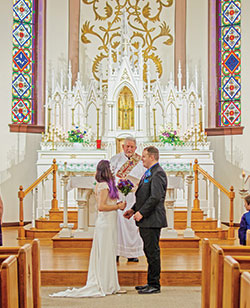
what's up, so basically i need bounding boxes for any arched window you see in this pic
[206,0,243,136]
[10,0,46,133]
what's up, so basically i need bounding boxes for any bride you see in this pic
[51,160,126,297]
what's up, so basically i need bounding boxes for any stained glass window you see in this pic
[218,0,241,127]
[12,0,35,124]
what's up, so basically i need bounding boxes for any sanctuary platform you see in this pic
[2,227,237,287]
[51,233,201,249]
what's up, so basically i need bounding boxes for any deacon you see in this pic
[110,137,145,262]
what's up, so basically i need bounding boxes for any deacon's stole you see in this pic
[116,153,141,178]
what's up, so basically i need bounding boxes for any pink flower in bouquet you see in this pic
[117,179,134,196]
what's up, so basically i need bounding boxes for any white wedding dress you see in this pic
[50,182,120,297]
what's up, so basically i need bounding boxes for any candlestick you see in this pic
[242,171,246,189]
[48,107,52,126]
[199,106,203,135]
[72,108,75,126]
[153,108,157,142]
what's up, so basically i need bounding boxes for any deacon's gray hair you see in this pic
[124,136,136,145]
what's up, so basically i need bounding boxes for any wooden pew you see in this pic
[0,239,41,308]
[31,239,41,308]
[201,238,211,308]
[210,244,250,308]
[240,271,250,308]
[246,229,250,246]
[0,255,19,308]
[223,256,250,308]
[201,239,250,308]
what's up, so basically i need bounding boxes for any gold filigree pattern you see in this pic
[120,68,131,81]
[81,0,173,83]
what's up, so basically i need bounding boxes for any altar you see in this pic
[36,12,214,237]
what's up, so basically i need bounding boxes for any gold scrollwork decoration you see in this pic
[81,0,173,83]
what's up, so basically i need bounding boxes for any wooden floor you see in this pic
[2,227,238,287]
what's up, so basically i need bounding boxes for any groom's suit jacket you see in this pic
[131,163,168,228]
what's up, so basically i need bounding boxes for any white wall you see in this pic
[0,1,41,222]
[46,0,68,86]
[79,1,175,84]
[186,0,208,102]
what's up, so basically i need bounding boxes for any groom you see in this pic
[124,146,167,294]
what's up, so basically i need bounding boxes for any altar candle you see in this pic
[242,171,246,189]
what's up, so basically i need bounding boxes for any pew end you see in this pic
[202,238,211,308]
[240,272,250,308]
[0,255,19,308]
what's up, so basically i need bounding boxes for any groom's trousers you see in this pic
[139,227,161,289]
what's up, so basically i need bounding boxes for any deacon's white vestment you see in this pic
[110,152,145,258]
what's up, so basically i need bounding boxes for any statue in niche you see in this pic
[118,86,134,130]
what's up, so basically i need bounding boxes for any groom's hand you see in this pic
[134,211,143,222]
[123,209,134,219]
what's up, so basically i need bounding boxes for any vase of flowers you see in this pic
[159,127,184,147]
[67,126,90,149]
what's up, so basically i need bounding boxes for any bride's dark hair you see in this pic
[95,160,119,199]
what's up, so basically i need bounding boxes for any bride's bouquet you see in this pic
[117,179,134,196]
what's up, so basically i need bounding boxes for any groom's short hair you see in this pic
[144,146,159,161]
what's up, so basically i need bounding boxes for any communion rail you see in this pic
[193,159,235,238]
[18,159,58,239]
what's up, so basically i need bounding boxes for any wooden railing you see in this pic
[18,159,58,239]
[193,159,235,239]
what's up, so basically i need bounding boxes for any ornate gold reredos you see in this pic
[81,0,173,84]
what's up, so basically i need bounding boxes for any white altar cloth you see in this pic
[66,176,95,192]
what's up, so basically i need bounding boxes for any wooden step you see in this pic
[35,219,78,229]
[195,229,228,239]
[41,269,201,286]
[24,224,59,239]
[50,209,205,222]
[174,210,204,221]
[174,219,218,230]
[52,234,201,249]
[49,209,77,221]
[37,218,217,231]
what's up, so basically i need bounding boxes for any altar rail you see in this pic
[18,158,235,238]
[193,159,235,239]
[18,159,58,239]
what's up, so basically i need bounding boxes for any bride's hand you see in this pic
[117,201,126,211]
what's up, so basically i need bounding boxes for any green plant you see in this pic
[67,126,90,144]
[159,128,184,146]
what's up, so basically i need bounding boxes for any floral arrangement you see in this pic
[159,127,184,146]
[117,179,134,196]
[67,126,90,144]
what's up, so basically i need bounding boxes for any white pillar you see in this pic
[74,188,93,238]
[164,188,178,238]
[217,188,221,228]
[59,174,73,238]
[184,175,195,238]
[207,180,212,219]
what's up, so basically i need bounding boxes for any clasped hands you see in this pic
[117,201,126,210]
[123,209,143,222]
